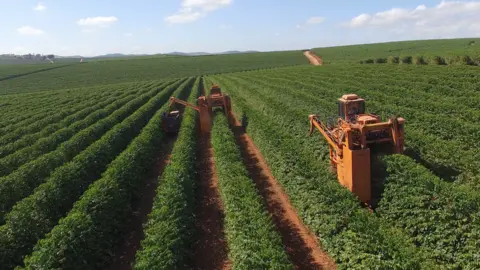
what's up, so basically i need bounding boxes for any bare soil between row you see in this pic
[107,134,177,270]
[191,132,231,270]
[228,114,336,270]
[106,109,335,270]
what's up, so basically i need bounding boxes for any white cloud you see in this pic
[306,17,325,25]
[415,4,427,11]
[350,14,372,27]
[77,16,118,28]
[296,16,325,29]
[347,1,480,27]
[34,2,46,11]
[345,1,480,38]
[182,0,232,11]
[165,0,232,24]
[124,33,133,37]
[17,26,45,36]
[220,24,231,29]
[165,8,203,23]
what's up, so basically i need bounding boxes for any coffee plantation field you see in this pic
[0,38,479,269]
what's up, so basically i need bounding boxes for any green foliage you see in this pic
[387,56,399,64]
[205,65,480,268]
[0,89,137,159]
[474,56,480,65]
[364,54,478,66]
[413,55,427,65]
[21,78,194,270]
[0,37,478,270]
[428,55,446,65]
[376,155,480,269]
[226,64,480,184]
[0,94,104,147]
[312,38,480,63]
[0,80,184,269]
[0,89,141,176]
[211,113,292,270]
[133,78,201,270]
[454,55,472,65]
[0,91,100,138]
[0,80,179,224]
[0,91,85,131]
[400,56,413,64]
[0,51,306,94]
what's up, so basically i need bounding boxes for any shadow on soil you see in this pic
[190,131,230,270]
[106,133,178,270]
[106,79,196,270]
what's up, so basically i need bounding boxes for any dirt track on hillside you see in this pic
[304,50,324,66]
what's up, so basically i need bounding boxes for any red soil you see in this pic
[192,132,231,270]
[304,50,324,66]
[228,114,336,270]
[107,135,177,270]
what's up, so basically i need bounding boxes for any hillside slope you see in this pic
[312,38,480,63]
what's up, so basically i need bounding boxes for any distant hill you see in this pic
[164,50,260,56]
[312,37,480,62]
[79,51,261,59]
[2,37,478,65]
[90,53,151,59]
[55,55,84,59]
[0,50,264,64]
[219,50,259,54]
[165,52,207,56]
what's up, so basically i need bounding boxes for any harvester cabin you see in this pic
[210,85,222,97]
[338,94,365,121]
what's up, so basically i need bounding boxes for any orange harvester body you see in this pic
[167,84,232,133]
[308,94,405,204]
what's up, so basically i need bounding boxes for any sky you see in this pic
[1,0,480,56]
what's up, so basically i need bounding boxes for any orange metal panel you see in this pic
[343,148,371,203]
[198,98,212,133]
[337,159,346,189]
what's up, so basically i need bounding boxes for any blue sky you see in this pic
[1,0,479,56]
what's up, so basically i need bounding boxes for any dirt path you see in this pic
[228,114,336,270]
[191,132,231,270]
[107,135,177,270]
[304,50,324,66]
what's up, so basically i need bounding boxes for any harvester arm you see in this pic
[168,97,200,112]
[308,115,342,154]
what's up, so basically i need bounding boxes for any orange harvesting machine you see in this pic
[164,84,232,133]
[308,94,405,204]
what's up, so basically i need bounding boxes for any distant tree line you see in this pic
[1,53,55,61]
[360,55,480,66]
